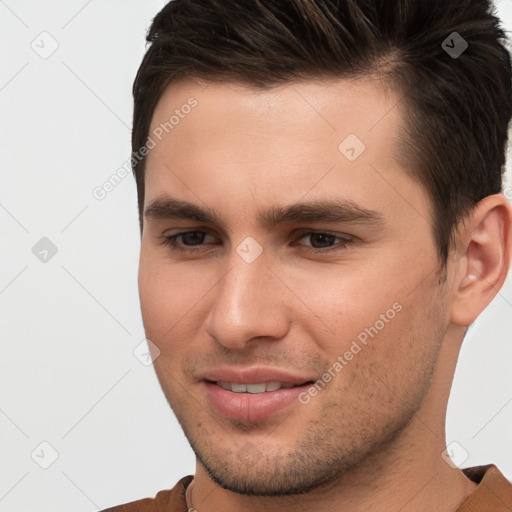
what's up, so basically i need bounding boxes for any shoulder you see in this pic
[99,475,193,512]
[458,465,512,511]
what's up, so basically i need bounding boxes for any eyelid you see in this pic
[293,228,352,238]
[292,230,354,251]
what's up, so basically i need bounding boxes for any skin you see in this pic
[138,77,512,512]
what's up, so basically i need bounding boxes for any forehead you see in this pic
[144,77,429,229]
[148,76,400,157]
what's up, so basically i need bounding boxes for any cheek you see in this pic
[297,257,440,379]
[287,261,403,348]
[138,250,221,355]
[361,282,446,387]
[138,254,191,339]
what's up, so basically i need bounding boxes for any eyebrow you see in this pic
[144,196,385,229]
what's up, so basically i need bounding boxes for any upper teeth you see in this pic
[216,381,296,393]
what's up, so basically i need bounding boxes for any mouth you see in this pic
[210,380,311,393]
[203,379,315,421]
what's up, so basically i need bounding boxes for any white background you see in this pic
[0,1,511,511]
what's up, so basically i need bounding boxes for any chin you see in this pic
[189,436,356,497]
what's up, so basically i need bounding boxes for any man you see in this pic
[103,0,512,510]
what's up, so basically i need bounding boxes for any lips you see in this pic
[198,367,316,421]
[198,367,315,386]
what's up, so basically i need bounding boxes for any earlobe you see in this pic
[450,194,512,326]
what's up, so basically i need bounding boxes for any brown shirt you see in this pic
[101,465,512,512]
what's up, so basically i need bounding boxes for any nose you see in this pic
[204,248,289,350]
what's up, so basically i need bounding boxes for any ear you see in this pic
[450,194,512,326]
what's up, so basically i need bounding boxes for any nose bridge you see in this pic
[205,247,288,349]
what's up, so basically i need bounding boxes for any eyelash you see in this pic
[160,230,354,254]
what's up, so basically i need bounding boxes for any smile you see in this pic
[214,381,304,393]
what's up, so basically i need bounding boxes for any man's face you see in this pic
[139,78,451,495]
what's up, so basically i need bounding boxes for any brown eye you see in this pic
[307,233,337,248]
[161,231,215,252]
[295,231,354,253]
[179,231,207,245]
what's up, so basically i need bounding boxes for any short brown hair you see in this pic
[132,0,511,265]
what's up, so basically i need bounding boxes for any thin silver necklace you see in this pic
[186,479,197,512]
